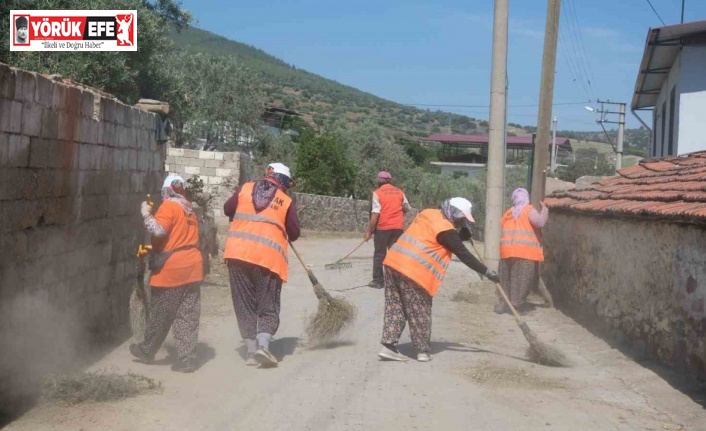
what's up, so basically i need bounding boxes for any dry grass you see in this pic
[465,361,568,390]
[451,290,479,303]
[42,369,161,405]
[306,283,357,346]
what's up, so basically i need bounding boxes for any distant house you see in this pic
[424,133,572,177]
[544,151,706,378]
[632,20,706,157]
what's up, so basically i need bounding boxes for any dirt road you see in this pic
[7,236,706,430]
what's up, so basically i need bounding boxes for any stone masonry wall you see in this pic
[165,147,250,224]
[543,212,706,378]
[0,63,164,415]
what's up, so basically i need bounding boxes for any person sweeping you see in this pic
[495,188,548,315]
[364,171,412,289]
[223,162,300,367]
[130,175,203,373]
[378,197,500,362]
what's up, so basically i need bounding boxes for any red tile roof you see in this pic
[426,133,571,147]
[546,151,706,223]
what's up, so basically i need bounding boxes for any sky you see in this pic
[180,0,706,131]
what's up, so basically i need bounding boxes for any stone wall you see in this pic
[0,63,164,416]
[165,147,251,224]
[293,192,419,232]
[542,212,706,378]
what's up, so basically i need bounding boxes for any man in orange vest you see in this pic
[379,197,500,362]
[223,162,300,367]
[364,171,411,289]
[496,187,548,314]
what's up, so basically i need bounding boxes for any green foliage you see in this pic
[295,130,357,196]
[184,175,213,209]
[556,159,614,182]
[0,0,192,104]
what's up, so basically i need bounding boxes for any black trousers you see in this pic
[373,229,403,283]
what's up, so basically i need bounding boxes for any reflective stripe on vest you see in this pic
[231,213,287,238]
[389,243,444,282]
[227,231,288,263]
[499,238,543,248]
[399,234,449,271]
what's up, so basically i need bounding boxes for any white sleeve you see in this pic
[371,192,381,213]
[402,194,412,211]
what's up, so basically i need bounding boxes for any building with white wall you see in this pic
[632,20,706,157]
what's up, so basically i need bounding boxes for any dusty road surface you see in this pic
[7,236,706,430]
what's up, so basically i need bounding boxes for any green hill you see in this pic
[169,26,491,136]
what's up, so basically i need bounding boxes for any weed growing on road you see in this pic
[42,368,162,405]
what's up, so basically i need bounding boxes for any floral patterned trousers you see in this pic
[380,266,433,353]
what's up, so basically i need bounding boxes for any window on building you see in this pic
[668,86,676,155]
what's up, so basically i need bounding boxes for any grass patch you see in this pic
[464,361,568,390]
[42,369,161,405]
[451,290,479,303]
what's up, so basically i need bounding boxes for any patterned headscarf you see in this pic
[511,188,530,220]
[252,173,292,212]
[161,175,193,216]
[440,198,469,229]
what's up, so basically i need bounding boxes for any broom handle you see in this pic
[468,242,525,325]
[335,240,366,263]
[289,242,320,286]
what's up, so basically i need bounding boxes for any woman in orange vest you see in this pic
[130,175,204,373]
[379,197,500,362]
[364,171,412,289]
[495,188,548,314]
[223,163,300,367]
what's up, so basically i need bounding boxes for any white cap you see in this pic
[162,175,185,189]
[267,162,291,179]
[449,197,475,223]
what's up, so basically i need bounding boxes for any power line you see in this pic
[567,0,598,96]
[560,0,592,101]
[645,0,667,26]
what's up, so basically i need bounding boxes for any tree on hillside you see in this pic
[0,0,192,104]
[295,130,357,196]
[170,53,265,148]
[556,159,614,182]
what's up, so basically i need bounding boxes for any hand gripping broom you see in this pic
[468,242,569,367]
[289,242,357,345]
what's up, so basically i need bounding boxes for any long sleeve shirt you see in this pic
[223,186,301,242]
[528,204,549,229]
[437,229,487,275]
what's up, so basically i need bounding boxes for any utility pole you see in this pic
[530,0,561,208]
[594,100,626,170]
[550,116,557,174]
[483,0,509,270]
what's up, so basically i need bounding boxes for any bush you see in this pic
[556,159,614,183]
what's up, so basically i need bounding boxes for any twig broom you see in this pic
[130,194,152,343]
[469,242,570,367]
[290,242,357,345]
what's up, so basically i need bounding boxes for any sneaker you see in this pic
[245,354,258,366]
[254,348,278,367]
[378,345,409,362]
[129,343,154,364]
[417,353,431,362]
[367,280,383,289]
[171,358,196,373]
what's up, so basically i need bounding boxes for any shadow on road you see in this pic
[156,342,217,371]
[395,340,533,364]
[236,337,301,362]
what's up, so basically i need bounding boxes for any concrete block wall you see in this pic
[0,63,164,415]
[165,147,247,224]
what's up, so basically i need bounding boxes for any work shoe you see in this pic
[417,353,432,362]
[171,358,196,373]
[378,345,409,362]
[245,354,258,366]
[129,343,154,364]
[367,280,383,289]
[254,348,278,367]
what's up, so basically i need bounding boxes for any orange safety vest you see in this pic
[499,205,544,262]
[223,182,292,282]
[383,209,454,297]
[374,184,405,230]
